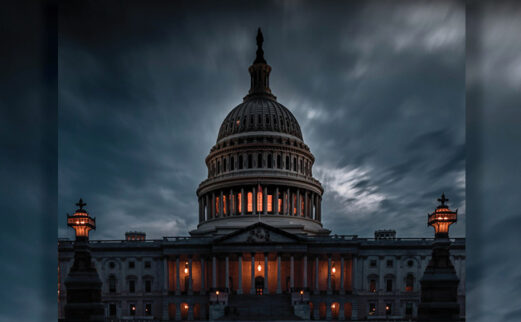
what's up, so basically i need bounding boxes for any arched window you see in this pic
[248,154,253,168]
[300,159,303,173]
[223,158,227,172]
[217,161,220,174]
[369,276,377,293]
[293,157,297,171]
[239,155,243,170]
[267,154,272,168]
[277,155,282,169]
[257,154,262,168]
[405,274,414,292]
[286,156,290,170]
[247,192,253,212]
[230,156,234,171]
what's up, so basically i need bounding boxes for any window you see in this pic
[230,156,234,170]
[385,303,392,315]
[145,303,152,316]
[145,280,151,293]
[405,302,413,316]
[145,261,151,269]
[285,156,290,170]
[128,261,135,269]
[369,303,376,316]
[370,260,377,267]
[129,304,136,316]
[109,304,116,316]
[248,154,253,168]
[386,279,393,292]
[109,261,115,269]
[217,161,220,174]
[247,192,253,212]
[277,155,281,169]
[267,154,272,168]
[369,279,376,292]
[407,260,414,267]
[223,158,227,172]
[129,280,135,293]
[257,154,262,168]
[405,274,414,292]
[386,260,393,267]
[293,157,297,171]
[239,155,243,169]
[109,276,116,293]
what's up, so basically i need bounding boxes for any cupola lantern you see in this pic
[67,198,96,240]
[428,193,457,239]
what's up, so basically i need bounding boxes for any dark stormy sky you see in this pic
[58,0,465,241]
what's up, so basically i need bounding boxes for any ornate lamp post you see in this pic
[63,199,104,322]
[418,194,461,321]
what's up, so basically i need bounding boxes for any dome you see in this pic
[217,97,303,142]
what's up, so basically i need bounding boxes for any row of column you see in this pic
[163,254,352,296]
[198,186,322,222]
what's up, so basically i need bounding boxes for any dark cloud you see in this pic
[58,0,465,243]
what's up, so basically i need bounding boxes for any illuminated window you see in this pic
[300,196,304,216]
[267,195,273,212]
[293,194,297,215]
[369,279,376,292]
[223,195,227,215]
[247,192,253,212]
[238,193,242,213]
[369,303,376,316]
[405,274,414,292]
[129,304,136,316]
[215,197,219,215]
[278,198,282,214]
[257,190,263,212]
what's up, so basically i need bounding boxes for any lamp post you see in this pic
[428,193,457,239]
[67,198,96,241]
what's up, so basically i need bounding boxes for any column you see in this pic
[352,256,358,293]
[290,189,295,216]
[277,254,282,294]
[250,253,255,294]
[378,256,384,292]
[188,256,193,295]
[237,254,243,294]
[274,187,279,214]
[225,256,230,291]
[326,302,332,320]
[175,302,181,321]
[327,255,332,294]
[339,302,345,321]
[201,257,206,295]
[264,253,269,294]
[314,194,318,220]
[219,190,224,217]
[175,257,181,295]
[286,188,290,215]
[212,256,217,289]
[303,255,308,289]
[314,256,319,294]
[229,189,233,216]
[263,186,267,215]
[252,186,257,215]
[296,189,301,216]
[188,305,194,321]
[211,192,215,219]
[318,197,322,220]
[241,188,245,215]
[198,198,202,222]
[305,191,309,218]
[340,256,345,294]
[290,255,294,291]
[205,194,209,220]
[163,257,169,293]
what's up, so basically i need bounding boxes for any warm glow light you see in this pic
[267,195,273,212]
[257,190,263,212]
[247,192,253,212]
[216,290,220,295]
[332,267,336,274]
[184,268,188,274]
[132,306,135,311]
[184,304,188,309]
[238,193,242,213]
[331,304,336,309]
[257,264,262,272]
[300,290,304,295]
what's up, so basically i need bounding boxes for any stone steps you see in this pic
[221,294,300,320]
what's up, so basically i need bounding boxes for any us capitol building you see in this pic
[58,29,465,321]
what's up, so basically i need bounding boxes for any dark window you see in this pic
[109,304,116,316]
[407,260,414,267]
[370,260,377,267]
[128,261,135,269]
[277,155,281,169]
[285,156,290,170]
[386,279,393,292]
[145,280,151,293]
[386,303,392,315]
[405,302,413,316]
[369,279,376,292]
[266,115,270,124]
[109,262,115,269]
[257,154,262,168]
[386,260,393,267]
[267,154,272,168]
[293,157,297,171]
[145,261,151,269]
[300,160,303,173]
[145,303,152,316]
[109,276,116,293]
[369,303,376,316]
[239,155,243,169]
[129,280,135,293]
[248,154,252,168]
[230,157,234,170]
[223,158,227,172]
[129,304,136,316]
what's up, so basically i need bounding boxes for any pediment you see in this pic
[215,222,301,244]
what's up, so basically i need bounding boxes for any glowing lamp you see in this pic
[67,199,96,240]
[300,290,304,295]
[184,304,188,309]
[257,264,262,272]
[428,193,457,239]
[216,290,220,295]
[331,304,336,309]
[332,266,336,274]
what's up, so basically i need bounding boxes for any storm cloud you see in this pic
[58,1,465,242]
